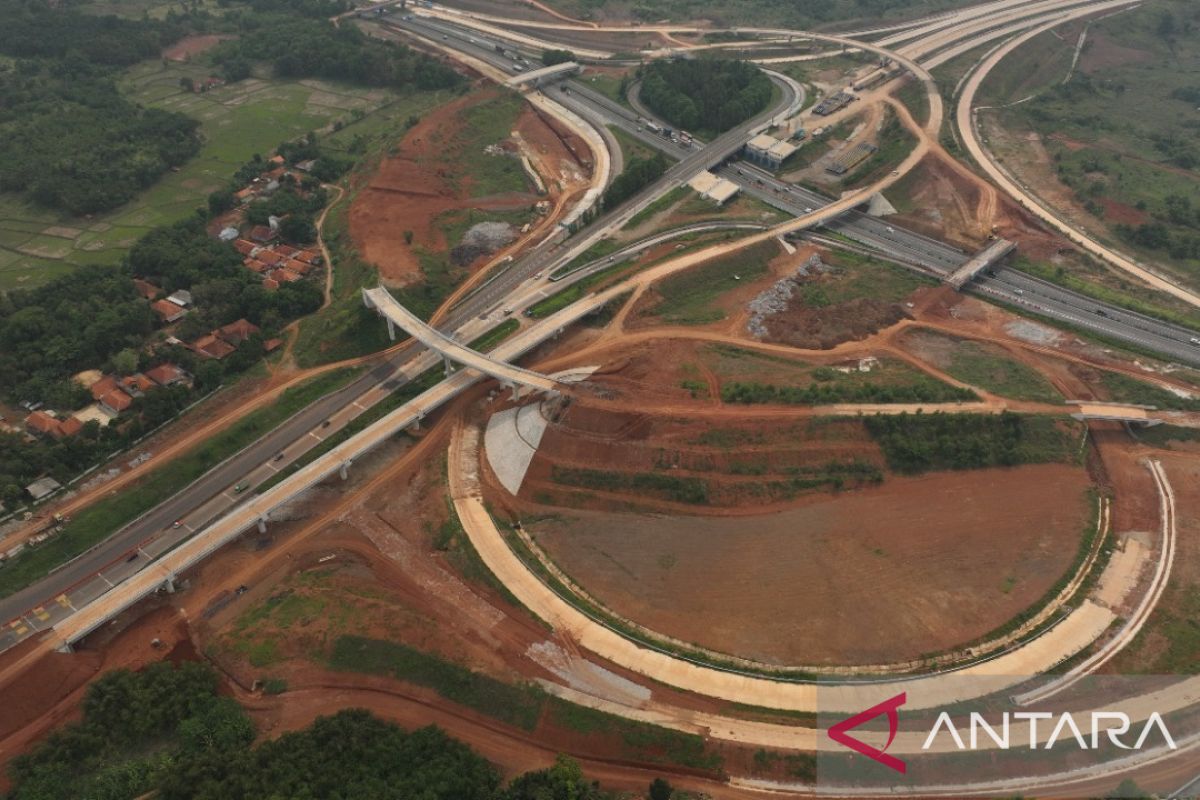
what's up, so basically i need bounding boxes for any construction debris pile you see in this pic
[745,253,828,339]
[451,221,517,266]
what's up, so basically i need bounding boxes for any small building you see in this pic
[25,477,62,501]
[120,374,157,397]
[167,289,193,308]
[295,159,317,173]
[191,334,236,360]
[58,417,84,437]
[272,267,302,283]
[218,318,260,345]
[98,389,133,415]
[744,134,798,170]
[144,363,190,387]
[24,411,62,438]
[152,299,188,324]
[218,227,239,242]
[233,239,258,257]
[249,225,277,244]
[686,171,740,206]
[262,277,280,291]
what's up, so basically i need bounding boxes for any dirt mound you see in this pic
[764,294,908,350]
[162,34,233,61]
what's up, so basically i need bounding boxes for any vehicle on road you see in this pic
[233,482,249,494]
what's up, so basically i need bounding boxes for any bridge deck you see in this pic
[505,61,581,87]
[362,287,560,392]
[946,237,1015,289]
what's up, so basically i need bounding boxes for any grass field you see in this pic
[0,58,451,291]
[649,239,779,324]
[902,330,1063,403]
[0,368,361,599]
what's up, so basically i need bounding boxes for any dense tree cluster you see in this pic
[0,58,200,215]
[5,662,626,800]
[864,412,1068,474]
[720,379,976,405]
[602,151,669,209]
[0,1,202,214]
[541,48,577,66]
[211,17,461,91]
[0,0,189,66]
[638,58,772,135]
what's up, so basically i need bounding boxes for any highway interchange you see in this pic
[4,0,1200,792]
[4,0,1200,697]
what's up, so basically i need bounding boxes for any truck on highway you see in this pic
[645,121,661,134]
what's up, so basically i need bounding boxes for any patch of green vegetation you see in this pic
[913,332,1063,403]
[751,748,817,780]
[528,260,635,318]
[608,124,655,165]
[625,185,689,228]
[841,109,917,189]
[329,635,545,730]
[456,92,530,198]
[552,466,710,504]
[466,318,520,352]
[640,58,773,139]
[1100,372,1200,412]
[547,697,723,771]
[1135,424,1200,449]
[0,367,360,599]
[893,76,930,128]
[720,375,976,405]
[865,412,1082,474]
[650,239,778,324]
[582,72,629,104]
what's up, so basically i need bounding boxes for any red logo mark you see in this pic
[827,692,907,774]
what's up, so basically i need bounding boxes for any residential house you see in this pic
[272,268,302,284]
[144,364,190,387]
[58,417,84,437]
[90,376,134,416]
[249,225,277,244]
[262,277,280,291]
[218,318,260,345]
[152,299,188,324]
[190,334,236,360]
[167,289,193,308]
[233,239,258,257]
[24,411,62,438]
[119,374,156,398]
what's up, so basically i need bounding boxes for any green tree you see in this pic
[649,777,674,800]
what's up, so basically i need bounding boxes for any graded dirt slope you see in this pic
[527,463,1092,666]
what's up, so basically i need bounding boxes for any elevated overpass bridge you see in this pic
[505,61,581,88]
[1071,402,1164,426]
[362,287,562,397]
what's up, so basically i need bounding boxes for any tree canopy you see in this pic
[638,58,772,135]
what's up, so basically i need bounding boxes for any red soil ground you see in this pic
[162,34,234,61]
[348,88,586,286]
[524,463,1092,666]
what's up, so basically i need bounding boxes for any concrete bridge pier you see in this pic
[443,355,456,376]
[339,461,352,480]
[256,516,268,534]
[164,574,177,594]
[386,318,396,341]
[409,413,425,433]
[501,380,523,401]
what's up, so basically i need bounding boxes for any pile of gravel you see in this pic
[745,253,827,339]
[450,221,517,266]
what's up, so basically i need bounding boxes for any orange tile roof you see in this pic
[218,318,260,344]
[100,389,133,413]
[152,299,187,322]
[89,375,120,402]
[58,417,84,437]
[132,278,161,300]
[24,411,60,437]
[272,268,302,283]
[191,335,236,360]
[262,277,280,291]
[144,364,187,386]
[233,239,257,256]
